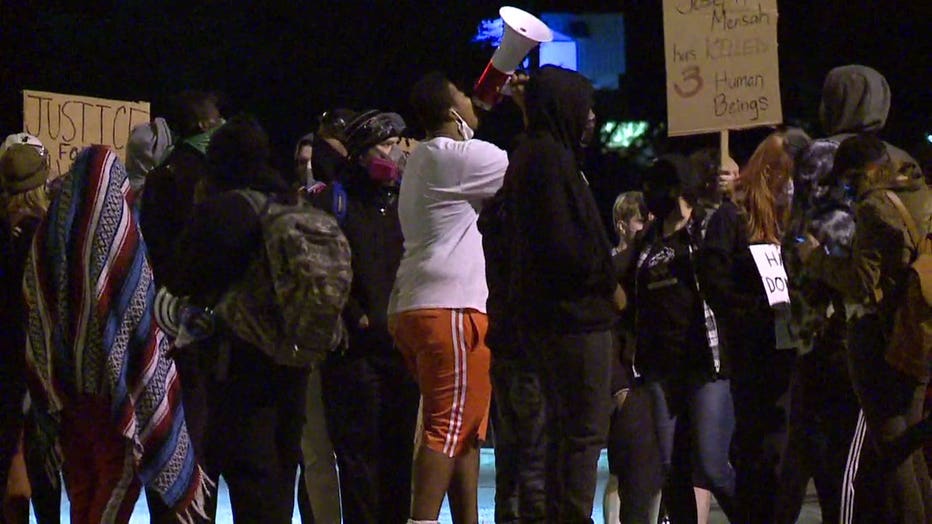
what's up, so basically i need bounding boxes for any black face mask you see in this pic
[645,189,676,219]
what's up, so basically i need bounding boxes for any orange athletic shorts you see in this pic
[391,308,491,458]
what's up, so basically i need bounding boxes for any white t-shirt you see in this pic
[388,137,509,315]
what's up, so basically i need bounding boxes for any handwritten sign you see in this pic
[662,0,782,136]
[749,244,789,306]
[22,90,151,178]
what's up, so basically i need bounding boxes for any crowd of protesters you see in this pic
[0,62,930,524]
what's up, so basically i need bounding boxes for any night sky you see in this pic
[2,1,930,173]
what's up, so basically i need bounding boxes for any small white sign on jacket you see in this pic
[749,244,789,306]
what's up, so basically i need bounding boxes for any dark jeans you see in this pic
[490,352,548,523]
[321,351,419,524]
[775,347,860,524]
[608,385,665,523]
[847,314,932,524]
[536,329,613,523]
[203,340,309,524]
[731,349,795,524]
[646,378,738,520]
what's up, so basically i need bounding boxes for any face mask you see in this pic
[367,156,400,183]
[451,109,474,140]
[645,189,676,219]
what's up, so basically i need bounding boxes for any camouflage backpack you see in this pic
[215,189,352,368]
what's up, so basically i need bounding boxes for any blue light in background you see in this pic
[472,18,505,47]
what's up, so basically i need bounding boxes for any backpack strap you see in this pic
[883,190,924,256]
[235,189,272,217]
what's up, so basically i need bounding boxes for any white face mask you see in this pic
[450,109,474,140]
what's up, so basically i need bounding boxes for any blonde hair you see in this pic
[6,184,50,226]
[612,191,647,231]
[738,132,795,244]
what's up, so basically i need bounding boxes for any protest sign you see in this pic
[662,0,783,136]
[749,243,790,306]
[23,90,151,178]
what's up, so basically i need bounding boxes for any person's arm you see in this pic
[516,146,604,288]
[803,199,891,302]
[697,204,763,313]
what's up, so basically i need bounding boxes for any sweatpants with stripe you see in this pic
[774,345,859,524]
[842,314,932,523]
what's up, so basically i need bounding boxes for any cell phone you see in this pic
[795,236,806,244]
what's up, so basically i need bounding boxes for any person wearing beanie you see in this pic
[167,115,312,522]
[0,144,49,196]
[125,117,172,196]
[800,133,932,523]
[307,109,419,524]
[389,72,508,524]
[0,143,52,524]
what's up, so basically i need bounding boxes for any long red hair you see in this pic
[738,132,795,244]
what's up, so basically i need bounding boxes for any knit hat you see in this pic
[126,117,173,190]
[0,143,50,194]
[343,110,406,160]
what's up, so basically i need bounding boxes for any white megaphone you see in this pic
[473,6,553,111]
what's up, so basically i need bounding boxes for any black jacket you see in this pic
[140,143,211,284]
[505,66,617,333]
[697,200,772,378]
[166,167,291,307]
[311,172,403,356]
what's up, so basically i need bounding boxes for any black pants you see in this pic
[536,329,613,523]
[198,340,310,524]
[490,352,548,523]
[731,349,795,523]
[847,314,932,524]
[321,351,419,524]
[774,346,860,524]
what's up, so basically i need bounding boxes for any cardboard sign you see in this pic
[22,90,151,178]
[662,0,783,136]
[749,243,790,306]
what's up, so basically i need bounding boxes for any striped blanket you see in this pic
[23,145,208,520]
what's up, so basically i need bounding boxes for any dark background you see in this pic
[2,0,930,185]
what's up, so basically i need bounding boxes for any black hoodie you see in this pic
[504,66,617,333]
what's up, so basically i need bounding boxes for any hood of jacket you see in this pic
[819,65,891,135]
[525,66,594,165]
